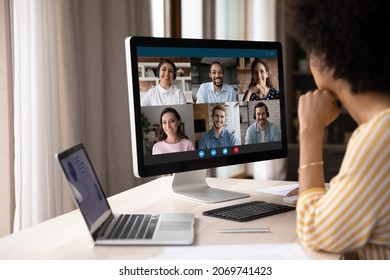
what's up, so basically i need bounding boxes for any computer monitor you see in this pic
[125,36,287,203]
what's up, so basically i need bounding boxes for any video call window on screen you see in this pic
[126,37,286,201]
[137,56,283,162]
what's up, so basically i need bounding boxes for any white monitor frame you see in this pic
[125,36,287,203]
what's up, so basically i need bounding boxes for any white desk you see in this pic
[0,177,340,260]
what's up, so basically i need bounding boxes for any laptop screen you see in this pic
[57,143,112,233]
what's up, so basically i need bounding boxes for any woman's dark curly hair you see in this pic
[284,0,390,94]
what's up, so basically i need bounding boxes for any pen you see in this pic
[218,228,271,233]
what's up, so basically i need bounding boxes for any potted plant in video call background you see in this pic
[141,113,156,156]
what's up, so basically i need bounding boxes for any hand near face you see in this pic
[245,83,266,100]
[298,89,340,130]
[254,83,267,96]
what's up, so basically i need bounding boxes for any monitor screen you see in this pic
[125,36,287,203]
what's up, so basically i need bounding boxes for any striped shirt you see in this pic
[297,108,390,260]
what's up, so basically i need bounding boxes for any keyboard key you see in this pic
[109,214,131,239]
[145,215,160,239]
[128,215,144,239]
[136,215,151,239]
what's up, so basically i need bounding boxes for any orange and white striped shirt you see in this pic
[297,108,390,259]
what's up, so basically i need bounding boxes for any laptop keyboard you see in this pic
[107,214,160,239]
[203,201,295,222]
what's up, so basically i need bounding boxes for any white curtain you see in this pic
[247,0,286,180]
[181,0,202,38]
[12,0,152,231]
[245,0,287,180]
[213,0,286,180]
[246,0,277,41]
[13,0,63,230]
[215,0,245,40]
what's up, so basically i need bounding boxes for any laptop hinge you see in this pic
[92,214,114,240]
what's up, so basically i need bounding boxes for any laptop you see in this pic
[56,143,195,245]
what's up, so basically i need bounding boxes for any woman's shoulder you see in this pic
[266,88,280,99]
[249,93,260,101]
[171,85,184,94]
[343,108,389,162]
[152,140,166,155]
[153,140,166,147]
[179,138,193,145]
[146,85,159,94]
[178,138,194,150]
[359,108,390,136]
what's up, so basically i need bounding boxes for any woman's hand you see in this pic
[297,89,339,193]
[287,188,299,196]
[298,89,340,131]
[250,84,267,99]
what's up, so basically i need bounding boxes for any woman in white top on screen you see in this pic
[152,107,195,155]
[141,59,186,106]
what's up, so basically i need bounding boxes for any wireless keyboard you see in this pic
[203,201,295,222]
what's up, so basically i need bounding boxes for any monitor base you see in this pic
[171,170,249,203]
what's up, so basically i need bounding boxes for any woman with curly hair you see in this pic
[284,0,390,259]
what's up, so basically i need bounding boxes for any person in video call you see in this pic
[196,61,238,103]
[242,58,280,101]
[141,59,186,106]
[198,104,240,149]
[152,107,194,155]
[284,0,390,260]
[245,102,280,144]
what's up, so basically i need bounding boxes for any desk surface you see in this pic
[0,177,339,260]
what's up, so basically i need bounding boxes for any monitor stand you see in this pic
[171,169,250,203]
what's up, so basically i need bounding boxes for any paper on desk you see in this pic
[257,184,298,196]
[150,243,310,260]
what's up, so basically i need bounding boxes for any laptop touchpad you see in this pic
[159,221,192,231]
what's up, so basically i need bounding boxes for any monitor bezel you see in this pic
[125,36,287,178]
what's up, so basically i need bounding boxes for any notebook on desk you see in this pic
[56,143,195,245]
